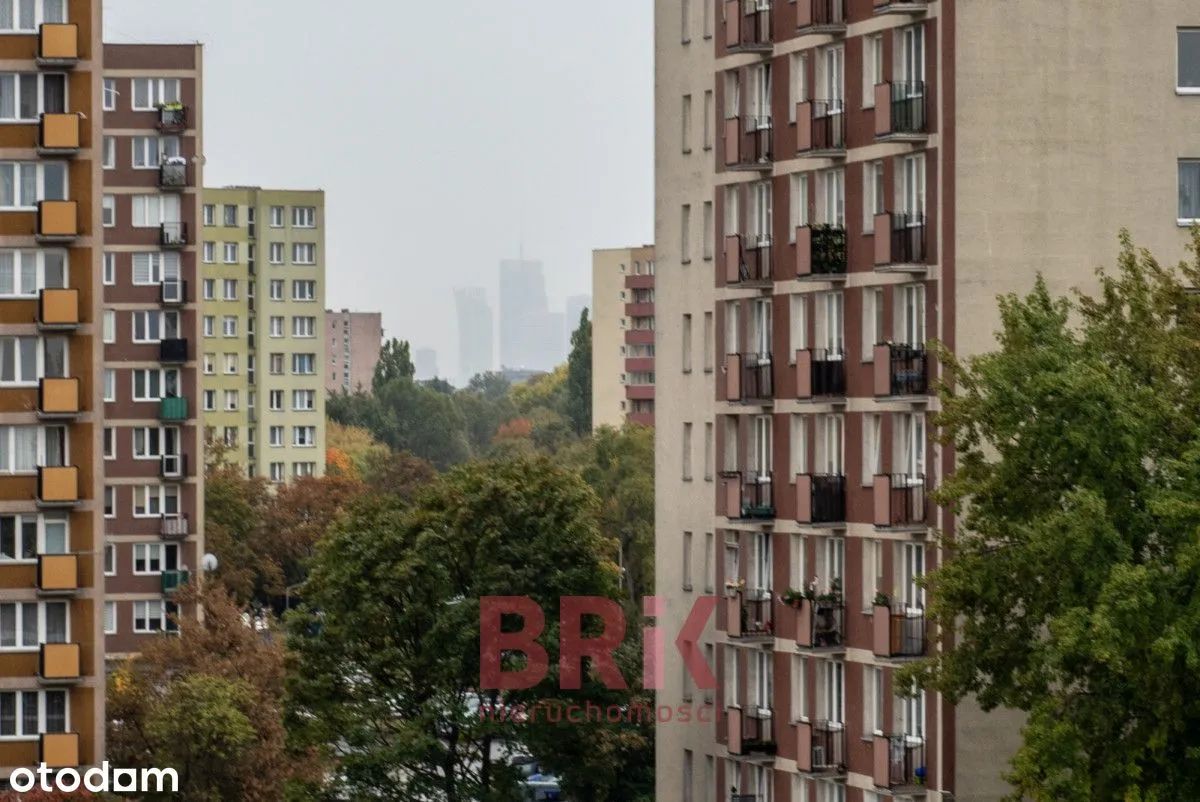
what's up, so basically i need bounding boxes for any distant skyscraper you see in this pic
[565,294,591,339]
[500,258,554,370]
[455,287,494,384]
[413,348,438,380]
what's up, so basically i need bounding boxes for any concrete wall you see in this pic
[592,248,632,429]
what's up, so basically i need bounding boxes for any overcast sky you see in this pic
[104,1,653,379]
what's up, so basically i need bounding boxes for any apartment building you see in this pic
[0,0,105,778]
[324,308,382,394]
[592,245,656,428]
[99,43,204,664]
[655,2,1200,801]
[199,187,326,483]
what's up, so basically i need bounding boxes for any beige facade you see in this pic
[592,248,634,429]
[655,1,1200,801]
[199,187,326,483]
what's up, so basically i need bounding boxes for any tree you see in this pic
[454,386,518,457]
[286,456,619,802]
[906,229,1200,800]
[203,455,272,606]
[468,371,512,401]
[359,448,437,500]
[327,421,390,479]
[374,378,471,469]
[107,585,321,802]
[422,377,456,395]
[372,338,415,391]
[510,364,567,417]
[564,309,592,436]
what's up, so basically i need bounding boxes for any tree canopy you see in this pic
[565,309,592,436]
[372,338,415,391]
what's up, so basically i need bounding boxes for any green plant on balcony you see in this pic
[157,101,184,111]
[780,587,809,608]
[816,577,843,605]
[809,222,847,274]
[873,590,891,607]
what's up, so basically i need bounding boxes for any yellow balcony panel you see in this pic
[38,377,80,417]
[38,113,80,154]
[37,23,79,64]
[36,200,78,242]
[40,642,81,682]
[37,553,78,594]
[37,288,79,329]
[40,732,79,768]
[37,465,78,505]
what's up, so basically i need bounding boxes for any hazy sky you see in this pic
[104,1,653,379]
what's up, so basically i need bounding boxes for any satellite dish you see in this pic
[201,553,219,572]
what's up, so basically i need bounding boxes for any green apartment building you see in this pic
[199,187,326,481]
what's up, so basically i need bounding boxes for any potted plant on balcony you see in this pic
[780,587,807,609]
[873,590,891,607]
[724,578,745,597]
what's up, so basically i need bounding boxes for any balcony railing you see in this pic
[728,589,774,639]
[726,0,772,51]
[873,735,927,790]
[875,81,928,139]
[39,732,79,768]
[872,604,928,659]
[873,343,928,397]
[874,212,928,269]
[160,221,188,248]
[796,224,847,279]
[36,200,77,242]
[797,0,847,32]
[725,234,772,286]
[724,116,773,169]
[160,278,187,305]
[795,473,846,525]
[162,569,191,594]
[796,348,846,400]
[797,719,846,773]
[159,396,189,421]
[728,353,773,403]
[37,554,78,595]
[159,160,188,190]
[39,642,81,683]
[721,471,775,520]
[742,708,777,755]
[793,596,845,650]
[159,338,188,364]
[873,473,927,529]
[161,514,189,539]
[157,104,188,131]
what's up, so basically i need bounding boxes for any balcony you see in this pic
[873,474,927,529]
[796,100,845,157]
[159,395,189,421]
[157,103,188,132]
[37,23,79,67]
[873,735,928,793]
[874,213,929,271]
[160,453,187,480]
[724,235,772,288]
[725,0,773,53]
[726,706,777,758]
[873,343,928,398]
[37,113,81,156]
[795,349,846,401]
[37,466,78,507]
[794,474,845,526]
[726,588,773,639]
[796,0,846,34]
[162,569,190,594]
[159,159,188,191]
[37,554,78,595]
[872,0,929,16]
[726,353,773,404]
[796,720,847,774]
[159,337,189,364]
[874,82,929,141]
[37,288,79,330]
[38,377,80,418]
[795,224,847,280]
[36,200,78,242]
[160,278,187,305]
[39,643,81,684]
[721,471,775,520]
[724,116,772,171]
[161,514,189,539]
[160,221,188,248]
[872,605,928,659]
[39,732,79,768]
[792,595,844,650]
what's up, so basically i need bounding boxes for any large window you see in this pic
[0,426,65,473]
[0,73,66,121]
[130,77,180,110]
[1179,29,1200,93]
[0,250,66,298]
[131,135,180,169]
[0,513,68,561]
[0,162,66,208]
[131,194,181,227]
[131,368,179,402]
[0,601,68,649]
[132,252,180,286]
[0,689,68,737]
[1180,160,1200,223]
[0,0,66,32]
[133,600,179,633]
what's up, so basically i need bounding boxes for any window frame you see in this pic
[1179,29,1200,94]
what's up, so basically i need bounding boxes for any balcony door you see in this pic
[750,531,771,597]
[750,63,772,129]
[752,650,773,714]
[724,646,740,708]
[753,298,771,359]
[899,542,925,614]
[820,535,844,595]
[725,301,740,356]
[750,181,772,248]
[41,425,66,467]
[815,413,843,477]
[899,680,925,744]
[163,426,181,458]
[895,24,925,95]
[815,290,844,359]
[819,44,844,110]
[753,414,772,480]
[895,283,925,347]
[725,540,741,588]
[818,169,845,228]
[725,70,741,121]
[894,412,925,482]
[725,185,741,238]
[897,154,926,224]
[819,659,845,727]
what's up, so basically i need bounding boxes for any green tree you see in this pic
[468,371,512,401]
[564,309,592,436]
[510,364,567,416]
[328,380,471,469]
[286,456,618,802]
[454,386,518,457]
[906,229,1200,800]
[372,338,415,391]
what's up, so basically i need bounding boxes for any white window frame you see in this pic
[292,389,315,411]
[131,485,179,519]
[865,666,884,736]
[749,181,771,246]
[863,413,882,487]
[896,411,926,480]
[789,293,807,364]
[864,34,883,108]
[895,25,925,90]
[1179,29,1200,94]
[292,206,316,228]
[0,162,66,209]
[0,689,69,738]
[816,410,844,473]
[102,78,117,110]
[863,286,884,360]
[790,52,808,123]
[753,414,772,477]
[818,169,845,228]
[818,44,844,107]
[898,542,925,614]
[864,161,885,231]
[789,173,808,243]
[132,541,177,574]
[292,279,316,301]
[790,413,808,478]
[897,153,926,222]
[819,659,844,727]
[130,77,181,111]
[1179,159,1200,224]
[0,250,66,299]
[131,194,181,227]
[130,135,180,169]
[863,538,884,610]
[269,206,284,227]
[814,290,844,358]
[896,283,925,347]
[293,243,316,264]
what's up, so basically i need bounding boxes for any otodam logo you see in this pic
[479,596,718,690]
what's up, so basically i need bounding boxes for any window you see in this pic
[222,316,238,337]
[1179,29,1200,93]
[1179,160,1200,223]
[133,600,178,633]
[790,414,808,477]
[1,514,67,562]
[815,413,843,476]
[268,353,284,375]
[131,135,179,168]
[682,422,693,480]
[223,243,238,264]
[752,414,772,478]
[749,62,771,124]
[268,390,284,411]
[131,369,178,402]
[102,310,115,343]
[865,666,884,736]
[680,204,691,263]
[0,163,61,209]
[104,602,116,635]
[293,426,316,447]
[865,34,884,107]
[132,252,180,286]
[202,389,215,411]
[897,153,926,222]
[0,690,69,737]
[224,353,238,375]
[101,135,115,169]
[132,542,178,574]
[132,310,180,343]
[132,486,179,518]
[864,538,884,609]
[269,280,284,300]
[863,413,882,486]
[0,250,65,298]
[202,353,214,374]
[682,314,693,372]
[222,427,237,446]
[819,659,844,725]
[863,287,884,359]
[99,252,116,286]
[292,206,316,227]
[269,242,284,264]
[223,389,239,411]
[130,77,180,110]
[103,369,114,401]
[292,389,315,411]
[99,194,116,228]
[199,241,214,263]
[703,311,713,371]
[896,283,925,347]
[864,161,885,231]
[293,243,316,264]
[292,316,316,337]
[269,462,285,483]
[790,52,808,122]
[749,180,771,246]
[681,0,690,41]
[102,77,116,110]
[202,315,214,338]
[789,294,807,364]
[790,654,807,722]
[818,168,844,227]
[292,353,315,374]
[102,427,115,460]
[790,532,807,592]
[269,206,284,227]
[702,201,713,259]
[221,278,237,300]
[900,680,925,743]
[896,412,926,480]
[682,94,692,152]
[202,204,215,226]
[223,204,237,226]
[103,487,114,517]
[895,24,925,88]
[292,279,316,301]
[0,73,66,121]
[790,173,808,242]
[0,337,39,384]
[131,194,180,227]
[269,426,283,447]
[199,278,213,301]
[702,89,713,149]
[815,290,844,357]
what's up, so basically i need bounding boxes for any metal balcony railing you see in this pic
[810,720,846,772]
[736,592,774,638]
[875,473,927,528]
[889,213,928,265]
[740,353,773,402]
[741,709,777,754]
[889,81,927,135]
[883,343,928,396]
[810,348,846,397]
[724,470,775,520]
[809,474,845,524]
[811,100,845,151]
